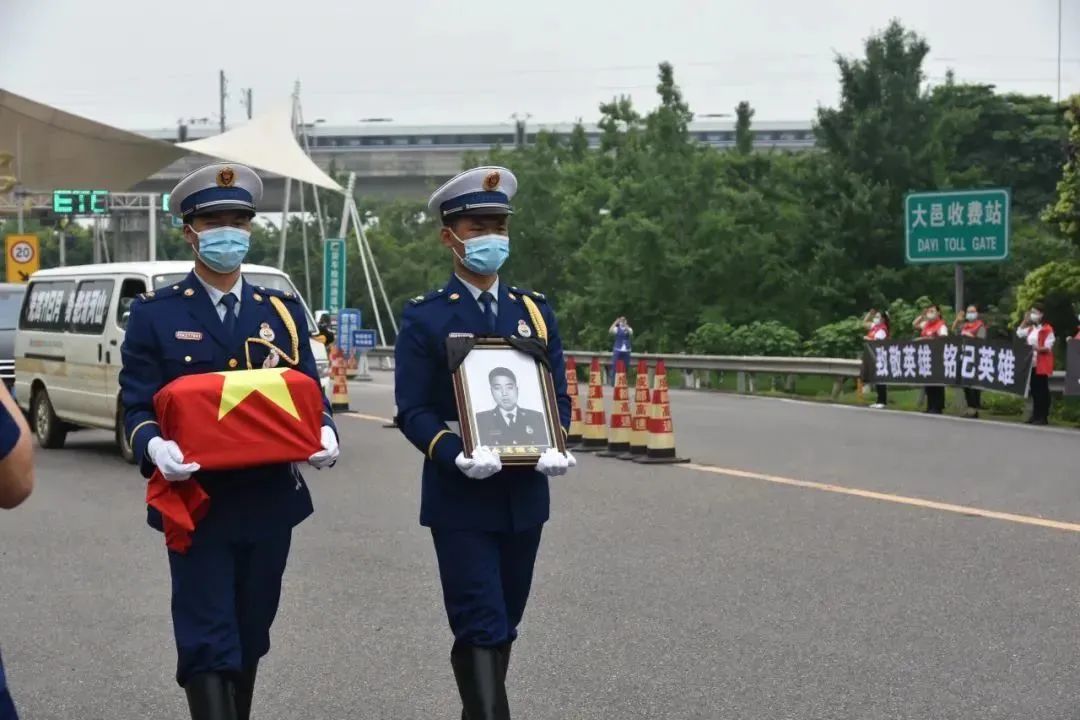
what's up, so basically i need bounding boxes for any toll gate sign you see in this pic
[904,189,1010,263]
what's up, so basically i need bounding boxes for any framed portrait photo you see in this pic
[452,338,566,466]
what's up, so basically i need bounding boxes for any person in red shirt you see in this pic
[913,304,949,414]
[1016,301,1055,425]
[862,308,890,408]
[953,304,988,418]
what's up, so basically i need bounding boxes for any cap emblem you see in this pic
[216,167,236,187]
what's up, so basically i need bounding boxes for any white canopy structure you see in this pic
[0,89,341,194]
[0,89,185,191]
[177,105,343,192]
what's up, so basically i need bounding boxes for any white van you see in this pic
[14,261,331,462]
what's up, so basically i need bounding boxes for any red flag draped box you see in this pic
[153,367,324,470]
[146,368,324,553]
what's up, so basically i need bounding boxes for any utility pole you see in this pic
[242,88,253,120]
[1057,0,1063,103]
[219,70,227,133]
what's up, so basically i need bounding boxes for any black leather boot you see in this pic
[233,663,258,720]
[497,642,512,681]
[451,642,510,720]
[184,672,239,720]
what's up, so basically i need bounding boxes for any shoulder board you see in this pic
[136,284,184,303]
[408,287,446,306]
[257,286,299,303]
[509,286,546,303]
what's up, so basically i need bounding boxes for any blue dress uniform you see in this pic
[119,163,337,720]
[0,396,23,720]
[394,166,572,720]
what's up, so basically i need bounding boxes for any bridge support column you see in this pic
[110,214,152,262]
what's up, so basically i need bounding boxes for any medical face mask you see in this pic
[451,230,509,275]
[190,226,251,273]
[966,312,977,321]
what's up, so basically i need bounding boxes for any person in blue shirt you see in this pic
[119,162,339,720]
[609,316,633,385]
[394,166,575,720]
[0,382,34,720]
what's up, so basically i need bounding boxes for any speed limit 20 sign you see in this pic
[5,235,39,283]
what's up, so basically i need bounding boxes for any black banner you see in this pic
[862,337,1033,396]
[1066,340,1080,397]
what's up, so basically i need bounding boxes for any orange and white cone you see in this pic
[330,344,350,412]
[620,359,651,460]
[598,360,632,457]
[565,357,584,446]
[634,359,689,464]
[578,356,608,452]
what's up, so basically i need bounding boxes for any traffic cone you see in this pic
[634,359,689,464]
[565,357,584,446]
[330,344,350,412]
[598,360,632,457]
[578,356,608,452]
[620,359,651,460]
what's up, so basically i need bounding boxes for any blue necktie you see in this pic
[479,291,496,334]
[220,293,238,338]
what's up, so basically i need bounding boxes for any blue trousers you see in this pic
[0,650,17,720]
[167,531,292,686]
[611,351,632,385]
[431,526,543,647]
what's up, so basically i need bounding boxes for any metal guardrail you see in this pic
[366,347,1068,394]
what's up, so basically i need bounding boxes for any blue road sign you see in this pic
[353,329,377,351]
[337,308,362,354]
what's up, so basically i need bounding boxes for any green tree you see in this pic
[1013,260,1080,354]
[735,101,754,154]
[1044,94,1080,244]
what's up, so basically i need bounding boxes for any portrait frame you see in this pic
[452,338,566,465]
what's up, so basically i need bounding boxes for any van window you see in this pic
[20,280,76,332]
[70,279,114,335]
[117,278,146,329]
[0,287,27,331]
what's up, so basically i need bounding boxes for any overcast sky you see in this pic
[0,0,1076,132]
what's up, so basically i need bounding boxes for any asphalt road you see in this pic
[1,373,1079,719]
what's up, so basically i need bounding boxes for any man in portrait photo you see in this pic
[474,367,547,449]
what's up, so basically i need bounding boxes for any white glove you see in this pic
[147,437,200,482]
[455,446,503,480]
[308,426,340,470]
[535,447,573,477]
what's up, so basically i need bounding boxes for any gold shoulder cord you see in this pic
[521,296,548,342]
[244,296,301,369]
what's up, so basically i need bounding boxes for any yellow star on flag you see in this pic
[216,368,300,421]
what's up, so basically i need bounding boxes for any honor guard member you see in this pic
[395,166,575,720]
[119,163,340,720]
[0,383,34,720]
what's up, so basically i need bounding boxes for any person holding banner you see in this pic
[954,305,988,418]
[913,304,949,414]
[862,309,890,408]
[1016,302,1055,425]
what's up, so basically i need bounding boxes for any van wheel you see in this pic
[116,404,136,464]
[31,388,67,449]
